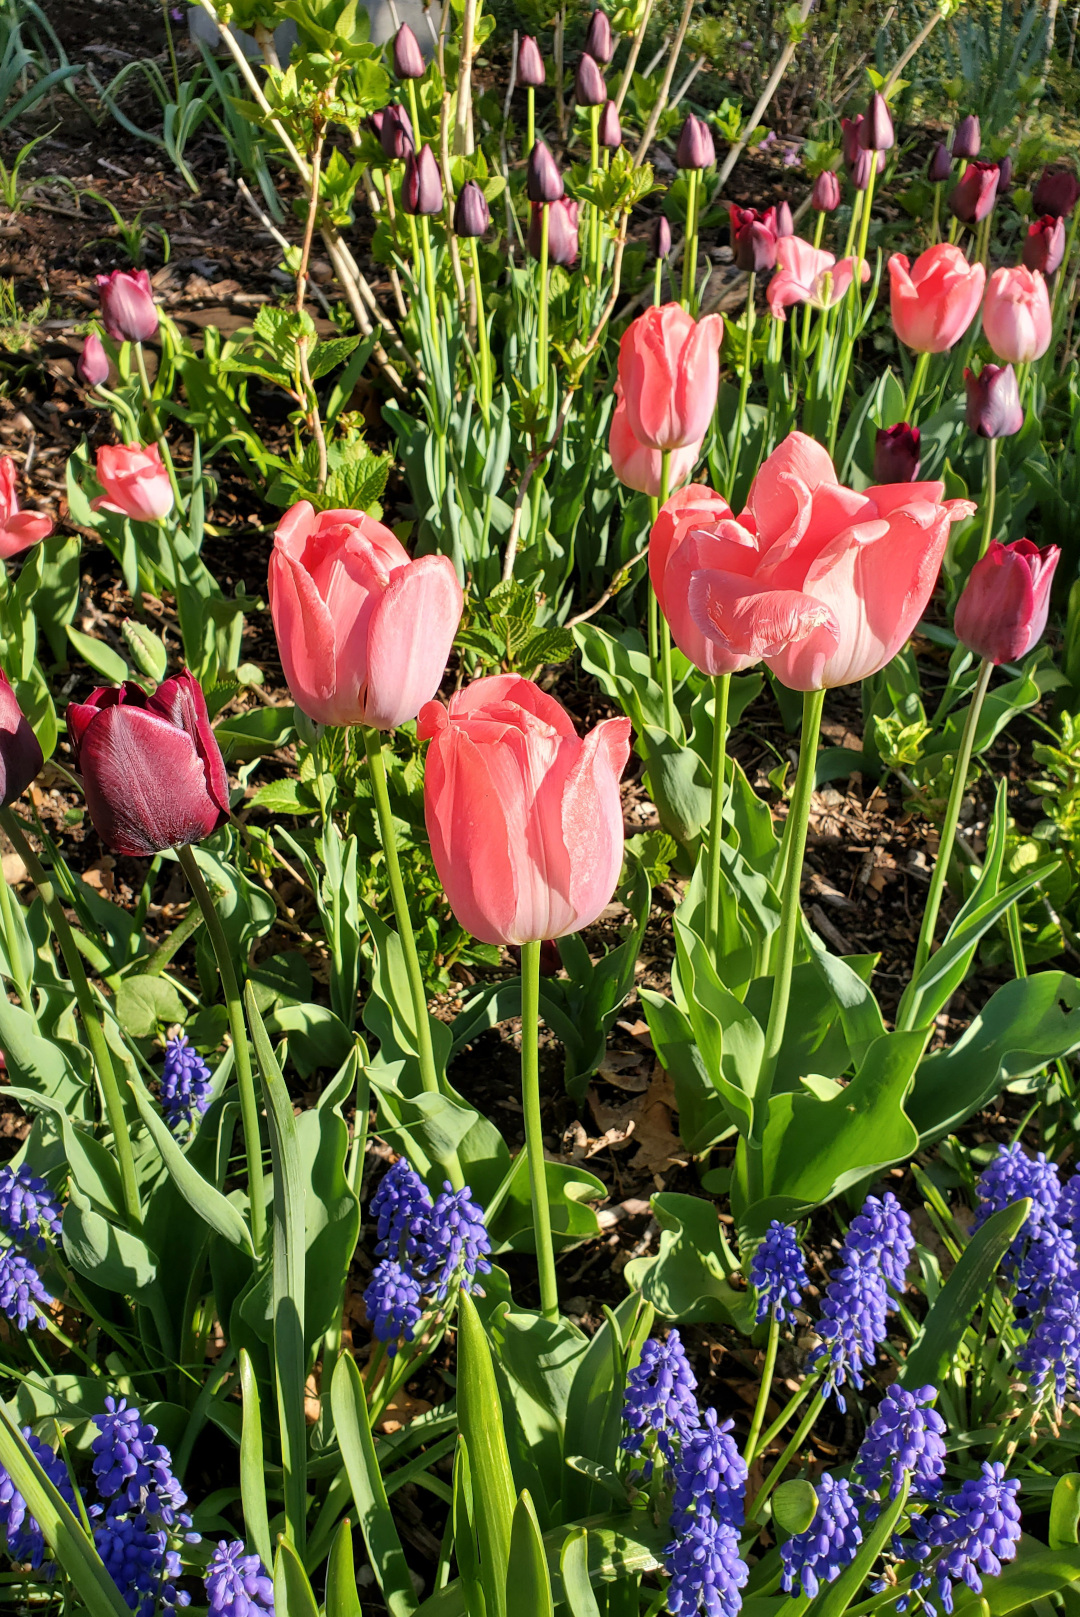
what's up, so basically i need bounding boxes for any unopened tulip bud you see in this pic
[860,91,894,152]
[729,204,779,272]
[598,99,621,149]
[527,138,564,203]
[517,34,545,87]
[964,362,1023,439]
[1033,165,1080,219]
[951,114,980,160]
[852,146,884,191]
[575,51,606,106]
[453,179,490,237]
[949,159,999,223]
[874,422,921,483]
[402,144,443,215]
[928,143,953,183]
[78,332,109,388]
[651,215,671,259]
[812,170,841,211]
[775,200,794,237]
[1024,214,1066,275]
[0,672,42,808]
[954,538,1060,665]
[584,7,614,64]
[982,265,1052,364]
[527,197,579,267]
[393,21,425,79]
[998,155,1013,191]
[121,618,168,684]
[96,269,158,344]
[676,113,714,171]
[378,102,414,160]
[841,116,862,172]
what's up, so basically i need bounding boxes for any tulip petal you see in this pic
[560,716,631,935]
[448,674,579,737]
[364,555,463,730]
[78,704,227,856]
[688,572,840,663]
[423,723,520,946]
[268,545,340,724]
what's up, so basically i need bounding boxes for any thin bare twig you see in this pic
[614,0,657,113]
[633,0,695,166]
[670,54,708,109]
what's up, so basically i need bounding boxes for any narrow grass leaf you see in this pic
[330,1351,417,1617]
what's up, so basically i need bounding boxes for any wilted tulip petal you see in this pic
[954,539,1059,665]
[0,672,42,807]
[0,456,52,559]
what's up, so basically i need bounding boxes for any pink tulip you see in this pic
[888,244,986,353]
[766,237,869,319]
[94,443,174,524]
[982,265,1052,364]
[608,386,702,496]
[268,501,463,730]
[0,456,52,559]
[95,269,158,344]
[954,538,1059,665]
[617,303,724,451]
[418,675,631,946]
[78,332,110,388]
[660,432,975,691]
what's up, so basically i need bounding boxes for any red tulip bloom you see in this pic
[0,672,42,807]
[874,423,921,483]
[728,204,779,272]
[1023,215,1066,276]
[954,539,1059,665]
[949,160,999,224]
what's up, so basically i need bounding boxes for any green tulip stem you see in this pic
[361,726,464,1190]
[521,938,559,1321]
[0,858,34,1018]
[527,86,535,155]
[705,672,731,955]
[748,1387,829,1525]
[589,104,601,289]
[907,658,993,996]
[658,450,675,734]
[133,342,184,509]
[419,215,440,344]
[468,238,493,417]
[648,494,660,676]
[1052,206,1080,320]
[853,158,877,290]
[978,436,999,560]
[904,348,931,424]
[0,808,142,1227]
[728,271,755,504]
[798,212,827,354]
[653,254,663,306]
[743,1311,780,1465]
[176,843,267,1254]
[930,180,942,244]
[538,202,551,402]
[681,167,700,313]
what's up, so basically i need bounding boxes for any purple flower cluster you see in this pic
[902,1462,1021,1616]
[0,1246,55,1331]
[91,1398,199,1617]
[205,1540,275,1617]
[749,1221,808,1324]
[621,1329,699,1465]
[854,1385,947,1507]
[808,1192,914,1410]
[0,1429,78,1568]
[0,1160,64,1332]
[780,1473,863,1597]
[159,1033,213,1134]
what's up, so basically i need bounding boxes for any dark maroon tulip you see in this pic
[951,114,980,160]
[584,8,614,64]
[729,204,779,272]
[453,180,490,237]
[96,270,158,344]
[527,198,579,266]
[949,160,999,223]
[928,143,953,183]
[812,170,841,211]
[78,332,110,388]
[575,52,606,106]
[517,34,545,87]
[651,215,671,259]
[841,115,862,170]
[402,145,443,215]
[964,363,1023,439]
[68,672,229,858]
[860,91,894,152]
[527,138,564,203]
[676,114,714,171]
[0,673,42,808]
[954,538,1060,665]
[851,146,884,191]
[598,99,621,149]
[775,200,794,237]
[997,155,1012,191]
[375,102,414,160]
[874,422,921,483]
[1024,214,1066,275]
[393,21,425,79]
[1033,165,1080,219]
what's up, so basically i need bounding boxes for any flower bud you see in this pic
[1023,214,1066,276]
[575,51,606,106]
[0,672,42,808]
[517,34,545,87]
[729,204,779,272]
[951,114,980,160]
[998,155,1012,191]
[121,618,168,684]
[949,159,999,224]
[96,269,158,344]
[775,200,794,237]
[676,113,715,171]
[860,90,894,152]
[377,102,414,161]
[94,443,174,523]
[928,143,953,183]
[651,215,671,259]
[453,179,490,237]
[527,137,564,203]
[954,538,1060,665]
[841,116,862,171]
[527,198,579,267]
[598,99,621,149]
[812,170,841,211]
[402,144,443,215]
[584,7,614,64]
[78,332,110,388]
[964,362,1023,439]
[393,21,425,79]
[874,422,921,483]
[1033,165,1080,219]
[851,145,884,191]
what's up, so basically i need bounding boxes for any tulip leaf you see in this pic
[623,1192,751,1330]
[325,1519,362,1617]
[65,625,130,684]
[114,974,188,1039]
[62,1183,160,1297]
[1050,1476,1080,1551]
[457,1290,516,1617]
[239,1349,273,1573]
[331,1351,418,1617]
[274,1538,320,1617]
[506,1491,554,1617]
[126,1070,254,1256]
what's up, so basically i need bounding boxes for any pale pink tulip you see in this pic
[0,456,52,558]
[767,237,869,318]
[981,265,1052,364]
[608,386,702,497]
[93,443,174,524]
[888,243,985,353]
[617,303,724,451]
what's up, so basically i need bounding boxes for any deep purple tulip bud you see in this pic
[1023,214,1066,275]
[651,215,671,259]
[517,34,545,87]
[949,160,999,223]
[527,138,564,202]
[598,99,621,149]
[1033,165,1080,219]
[527,198,579,267]
[675,113,714,171]
[841,115,863,172]
[997,154,1013,191]
[851,145,884,191]
[584,8,614,64]
[951,114,980,160]
[393,22,425,79]
[402,144,443,215]
[453,180,490,237]
[729,204,779,272]
[954,538,1060,665]
[928,143,953,183]
[575,52,606,106]
[874,422,921,482]
[378,102,415,161]
[964,362,1023,439]
[78,332,110,388]
[0,672,42,808]
[812,170,841,211]
[775,200,794,237]
[96,269,158,344]
[860,91,894,152]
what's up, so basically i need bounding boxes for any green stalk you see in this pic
[133,342,184,508]
[176,844,266,1253]
[419,215,440,344]
[705,672,731,954]
[521,939,559,1320]
[681,167,700,312]
[904,348,931,423]
[905,659,993,1000]
[747,1386,828,1524]
[361,727,464,1188]
[589,104,601,291]
[743,1311,780,1464]
[527,86,535,154]
[930,180,942,244]
[538,203,550,400]
[798,211,827,354]
[752,1372,822,1461]
[653,255,663,305]
[978,436,999,559]
[727,271,755,502]
[468,238,493,416]
[0,809,141,1226]
[841,189,863,260]
[0,860,34,1017]
[648,494,660,676]
[657,450,675,733]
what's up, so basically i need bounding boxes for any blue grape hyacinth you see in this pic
[1019,1277,1080,1409]
[371,1158,433,1261]
[421,1182,493,1301]
[780,1473,863,1597]
[671,1409,748,1528]
[90,1399,198,1617]
[854,1384,947,1507]
[808,1192,913,1410]
[159,1034,213,1133]
[0,1165,63,1251]
[205,1540,275,1617]
[750,1221,808,1324]
[363,1259,424,1354]
[621,1330,700,1465]
[0,1245,54,1330]
[0,1429,78,1568]
[905,1462,1021,1616]
[974,1143,1061,1236]
[666,1513,748,1617]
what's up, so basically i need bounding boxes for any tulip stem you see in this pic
[930,181,942,245]
[648,494,660,676]
[0,809,142,1228]
[904,349,931,424]
[798,212,826,355]
[176,843,267,1255]
[361,726,465,1190]
[0,861,34,1018]
[681,167,699,313]
[904,658,993,1008]
[133,342,184,510]
[520,938,559,1321]
[705,672,730,955]
[653,255,663,306]
[538,203,550,401]
[419,216,440,343]
[978,437,999,560]
[728,271,755,504]
[658,451,675,734]
[527,86,535,154]
[468,238,492,417]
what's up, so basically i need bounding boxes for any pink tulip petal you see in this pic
[448,673,579,737]
[423,724,521,946]
[688,571,840,663]
[561,716,632,934]
[267,544,340,724]
[364,555,463,730]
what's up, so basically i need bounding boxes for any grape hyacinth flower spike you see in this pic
[854,1384,947,1508]
[622,1329,700,1466]
[0,1164,63,1251]
[781,1474,863,1596]
[903,1462,1021,1615]
[205,1541,275,1617]
[750,1220,808,1323]
[808,1191,914,1409]
[159,1033,213,1133]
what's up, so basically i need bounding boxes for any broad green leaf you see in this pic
[325,1519,362,1617]
[330,1353,417,1617]
[114,974,187,1039]
[274,1538,320,1617]
[62,1183,159,1297]
[127,1073,254,1255]
[457,1290,516,1617]
[5,1086,122,1217]
[506,1492,554,1617]
[560,1530,601,1617]
[951,1541,1080,1615]
[561,1293,652,1520]
[66,625,129,683]
[624,1193,750,1329]
[1051,1477,1080,1551]
[240,1349,273,1573]
[773,1479,818,1537]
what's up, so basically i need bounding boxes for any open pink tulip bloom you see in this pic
[888,243,986,353]
[418,675,631,946]
[651,433,975,691]
[766,237,869,319]
[269,501,463,730]
[617,303,724,451]
[0,456,52,559]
